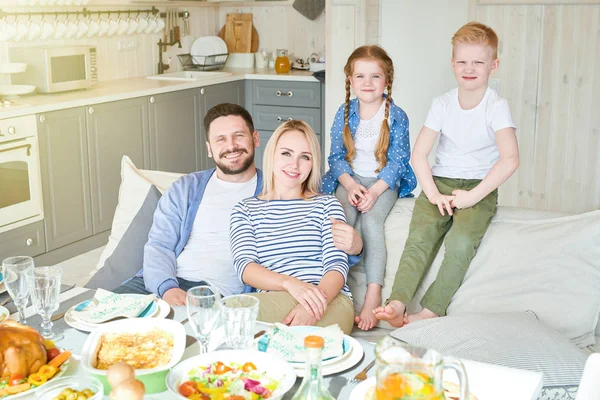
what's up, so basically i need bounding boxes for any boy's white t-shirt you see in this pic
[424,86,517,180]
[176,173,257,296]
[353,100,386,178]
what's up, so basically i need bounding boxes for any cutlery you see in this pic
[51,312,65,322]
[350,359,376,383]
[253,330,266,339]
[180,317,189,325]
[0,298,10,306]
[0,314,6,323]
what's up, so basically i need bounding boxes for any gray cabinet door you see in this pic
[199,81,245,170]
[0,221,45,260]
[148,89,201,174]
[86,98,149,234]
[38,107,93,251]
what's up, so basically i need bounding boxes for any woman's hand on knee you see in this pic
[283,304,317,327]
[282,278,328,320]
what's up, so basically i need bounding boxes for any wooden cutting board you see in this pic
[223,13,253,53]
[219,24,259,53]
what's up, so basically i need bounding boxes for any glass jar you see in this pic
[275,48,291,74]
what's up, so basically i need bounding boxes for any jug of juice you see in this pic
[275,49,291,74]
[375,336,469,400]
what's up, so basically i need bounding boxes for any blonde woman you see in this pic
[229,120,354,334]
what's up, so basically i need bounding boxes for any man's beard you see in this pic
[214,147,255,175]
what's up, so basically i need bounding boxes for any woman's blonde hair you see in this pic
[261,120,322,200]
[343,45,394,173]
[451,22,499,59]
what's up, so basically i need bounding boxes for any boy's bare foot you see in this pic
[373,300,407,328]
[354,284,382,330]
[406,307,439,324]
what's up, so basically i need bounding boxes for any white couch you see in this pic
[79,156,599,398]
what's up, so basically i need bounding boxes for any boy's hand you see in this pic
[450,190,478,209]
[347,183,369,207]
[427,193,455,216]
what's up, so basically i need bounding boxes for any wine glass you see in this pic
[2,256,34,325]
[186,285,221,354]
[26,266,63,341]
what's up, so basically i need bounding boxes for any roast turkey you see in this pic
[0,320,47,377]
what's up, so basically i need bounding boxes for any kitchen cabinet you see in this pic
[0,221,45,261]
[148,89,201,174]
[38,107,93,251]
[244,80,323,169]
[198,80,245,169]
[87,98,150,234]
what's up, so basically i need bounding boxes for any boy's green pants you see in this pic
[387,176,498,316]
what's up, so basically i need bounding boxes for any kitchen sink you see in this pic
[147,71,232,81]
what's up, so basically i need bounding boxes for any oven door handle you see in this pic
[0,143,31,156]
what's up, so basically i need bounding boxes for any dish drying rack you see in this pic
[177,53,228,71]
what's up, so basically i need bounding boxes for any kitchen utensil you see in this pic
[218,24,259,53]
[182,10,190,36]
[163,10,168,51]
[174,9,181,42]
[351,359,375,383]
[224,13,253,53]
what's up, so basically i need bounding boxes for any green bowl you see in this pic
[92,369,169,395]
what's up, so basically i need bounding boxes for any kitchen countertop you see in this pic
[0,68,320,120]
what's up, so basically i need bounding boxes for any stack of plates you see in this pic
[65,294,170,332]
[256,325,364,377]
[190,35,228,65]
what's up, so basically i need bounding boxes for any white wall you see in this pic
[380,0,469,144]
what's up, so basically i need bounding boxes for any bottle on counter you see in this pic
[275,49,291,74]
[290,335,336,400]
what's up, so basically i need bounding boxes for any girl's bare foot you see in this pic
[354,284,382,330]
[373,300,407,328]
[406,307,439,324]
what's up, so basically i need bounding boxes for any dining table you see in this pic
[6,285,544,400]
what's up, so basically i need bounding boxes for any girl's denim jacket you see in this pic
[322,97,417,198]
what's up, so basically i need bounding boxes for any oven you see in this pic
[0,115,43,234]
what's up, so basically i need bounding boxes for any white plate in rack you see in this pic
[0,84,35,97]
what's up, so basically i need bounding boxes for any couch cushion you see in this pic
[390,311,587,387]
[85,185,161,290]
[347,198,600,348]
[91,156,183,276]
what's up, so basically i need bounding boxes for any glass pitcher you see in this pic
[375,336,469,400]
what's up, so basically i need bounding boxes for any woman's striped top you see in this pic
[230,195,352,298]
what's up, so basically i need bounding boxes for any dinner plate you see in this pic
[166,349,296,400]
[2,349,71,399]
[64,297,169,332]
[257,325,352,366]
[349,376,375,400]
[295,335,363,378]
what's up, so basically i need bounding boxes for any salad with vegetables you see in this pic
[178,361,279,400]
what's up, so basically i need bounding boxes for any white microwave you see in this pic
[10,45,98,93]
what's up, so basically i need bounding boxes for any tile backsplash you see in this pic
[0,2,325,84]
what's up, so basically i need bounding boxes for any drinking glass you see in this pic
[2,256,34,325]
[26,266,63,341]
[186,285,221,354]
[220,295,259,350]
